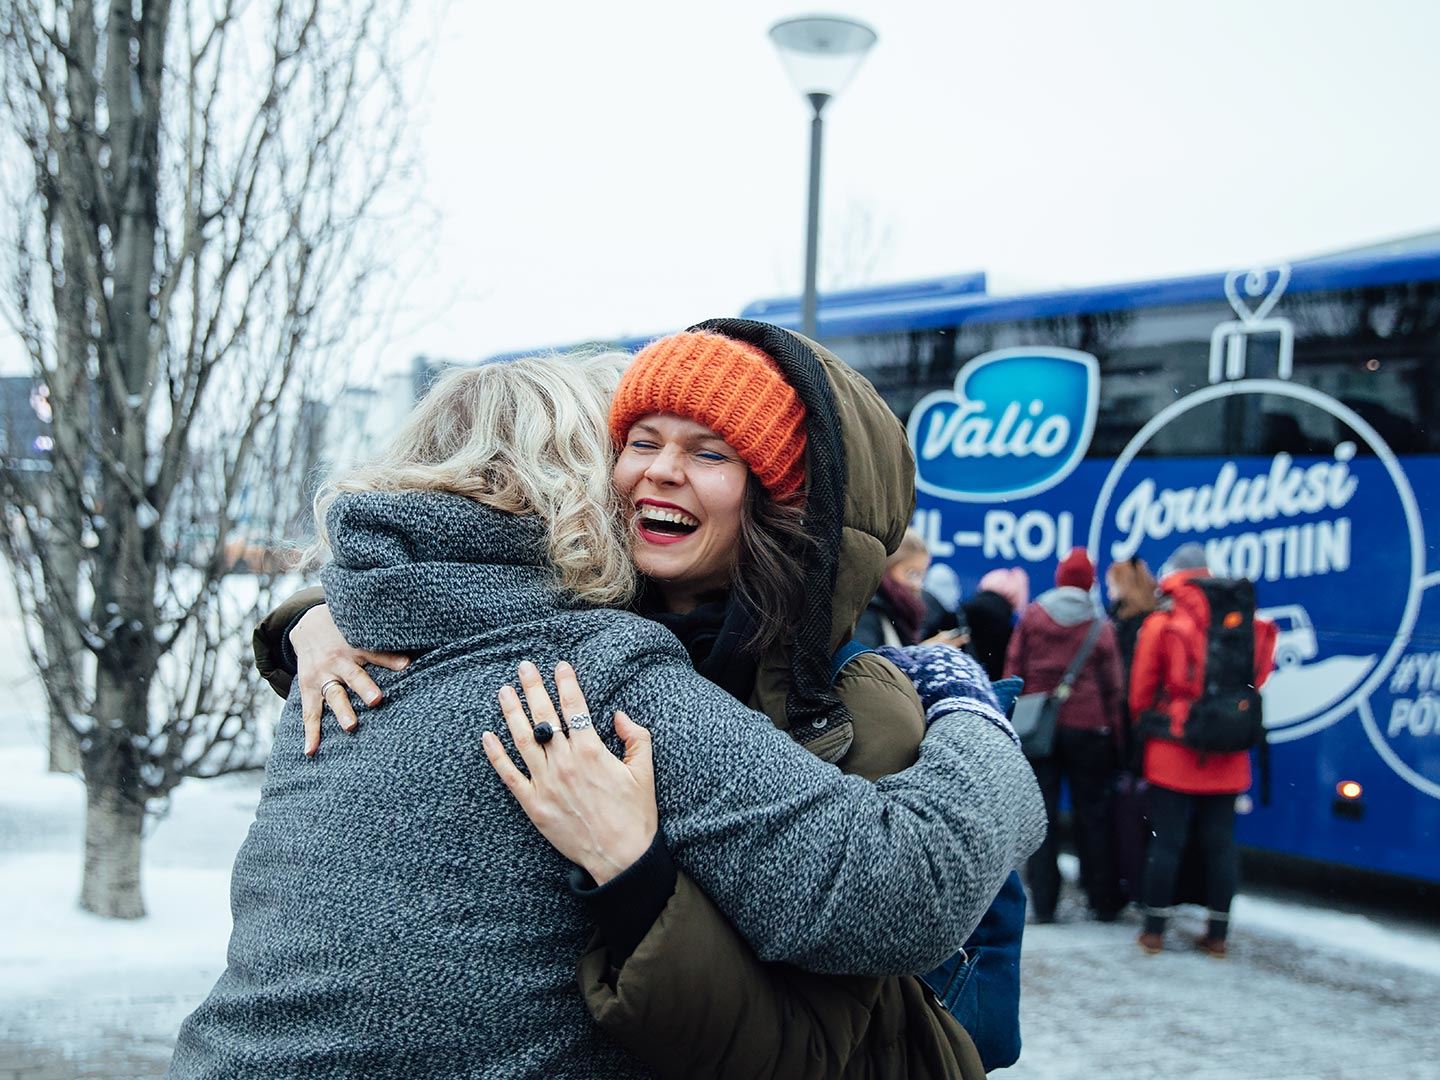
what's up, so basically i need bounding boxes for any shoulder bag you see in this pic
[1010,614,1103,759]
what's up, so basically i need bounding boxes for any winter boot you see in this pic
[1196,935,1228,958]
[1197,911,1229,958]
[1138,909,1167,954]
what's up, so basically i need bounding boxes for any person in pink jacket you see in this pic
[1005,549,1126,923]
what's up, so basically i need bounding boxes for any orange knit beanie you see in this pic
[609,331,808,501]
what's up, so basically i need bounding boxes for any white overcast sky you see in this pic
[8,0,1440,379]
[384,0,1440,370]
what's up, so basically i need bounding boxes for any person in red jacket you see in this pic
[1129,543,1277,958]
[1006,548,1126,923]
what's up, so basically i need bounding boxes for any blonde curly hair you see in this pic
[312,351,636,607]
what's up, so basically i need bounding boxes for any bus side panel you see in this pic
[916,449,1440,885]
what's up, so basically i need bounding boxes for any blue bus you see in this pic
[486,246,1440,885]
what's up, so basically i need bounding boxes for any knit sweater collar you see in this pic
[320,490,568,653]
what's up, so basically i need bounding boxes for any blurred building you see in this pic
[0,377,53,473]
[321,357,456,472]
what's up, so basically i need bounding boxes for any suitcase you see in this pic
[1113,769,1149,903]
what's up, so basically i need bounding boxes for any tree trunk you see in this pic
[79,783,146,919]
[49,716,80,773]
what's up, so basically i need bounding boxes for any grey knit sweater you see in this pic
[169,491,1045,1079]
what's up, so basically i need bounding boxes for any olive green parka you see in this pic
[574,324,985,1080]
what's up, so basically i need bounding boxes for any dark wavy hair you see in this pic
[730,475,814,655]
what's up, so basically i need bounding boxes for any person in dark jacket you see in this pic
[962,567,1029,680]
[919,562,968,643]
[1130,543,1277,958]
[1103,555,1161,901]
[1105,556,1159,710]
[922,586,967,643]
[1006,548,1126,923]
[855,528,966,649]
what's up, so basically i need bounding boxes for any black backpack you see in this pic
[1137,577,1273,803]
[1176,577,1266,753]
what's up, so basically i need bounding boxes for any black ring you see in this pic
[533,721,555,745]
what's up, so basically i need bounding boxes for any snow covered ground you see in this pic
[1009,861,1440,1079]
[3,590,1440,1078]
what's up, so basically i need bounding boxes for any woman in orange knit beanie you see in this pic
[607,327,813,673]
[553,319,1031,1077]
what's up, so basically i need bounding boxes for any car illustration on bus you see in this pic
[1258,605,1319,668]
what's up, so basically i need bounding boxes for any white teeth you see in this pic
[640,507,699,528]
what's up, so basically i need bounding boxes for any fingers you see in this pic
[358,649,411,674]
[498,682,550,777]
[613,710,654,786]
[322,679,360,734]
[301,683,323,757]
[332,658,383,710]
[481,730,533,804]
[298,648,403,755]
[554,661,601,752]
[303,709,321,757]
[517,661,572,764]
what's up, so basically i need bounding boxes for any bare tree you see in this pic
[768,199,897,303]
[821,200,896,292]
[0,0,412,917]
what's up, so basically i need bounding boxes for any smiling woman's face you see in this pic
[612,412,750,610]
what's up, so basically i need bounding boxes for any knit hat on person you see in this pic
[1055,548,1095,591]
[1162,542,1210,576]
[609,331,808,502]
[978,567,1030,612]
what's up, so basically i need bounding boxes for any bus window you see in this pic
[1231,283,1440,455]
[1090,304,1225,457]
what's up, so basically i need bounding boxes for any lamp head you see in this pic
[768,15,877,106]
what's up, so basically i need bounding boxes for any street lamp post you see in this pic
[768,15,877,341]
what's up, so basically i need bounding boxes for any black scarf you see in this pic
[635,581,758,705]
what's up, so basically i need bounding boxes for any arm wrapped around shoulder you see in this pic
[620,649,1046,977]
[252,586,326,698]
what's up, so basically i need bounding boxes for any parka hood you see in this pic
[1159,567,1212,627]
[1034,585,1099,627]
[688,318,915,761]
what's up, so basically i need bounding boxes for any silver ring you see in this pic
[564,713,594,733]
[319,679,344,698]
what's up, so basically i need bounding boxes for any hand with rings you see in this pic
[293,604,411,757]
[482,660,656,885]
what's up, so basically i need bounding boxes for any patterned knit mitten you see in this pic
[874,644,1020,746]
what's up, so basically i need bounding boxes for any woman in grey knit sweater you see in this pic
[172,345,1042,1079]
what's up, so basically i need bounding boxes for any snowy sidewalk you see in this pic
[0,741,257,1080]
[1010,904,1440,1079]
[3,726,1440,1078]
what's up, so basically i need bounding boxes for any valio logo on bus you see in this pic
[907,337,1438,799]
[908,348,1098,503]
